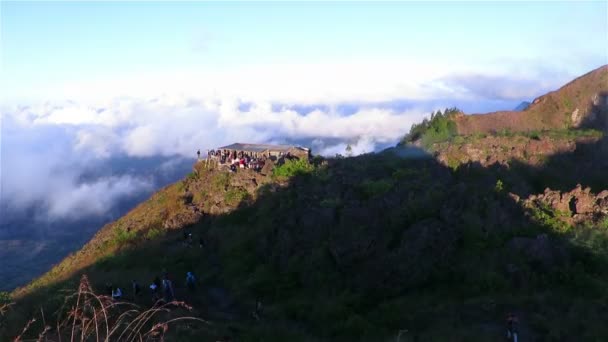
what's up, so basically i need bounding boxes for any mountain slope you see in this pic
[4,68,608,341]
[455,65,608,134]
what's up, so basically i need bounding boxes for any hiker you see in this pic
[252,299,263,320]
[112,287,123,300]
[186,272,196,291]
[197,149,201,160]
[150,276,162,302]
[183,231,192,246]
[506,313,519,341]
[132,280,141,297]
[162,273,175,302]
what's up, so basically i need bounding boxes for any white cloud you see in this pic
[45,175,152,220]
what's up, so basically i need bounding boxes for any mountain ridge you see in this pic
[454,65,608,134]
[4,66,608,341]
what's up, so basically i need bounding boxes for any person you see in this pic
[105,282,113,296]
[162,274,175,302]
[112,287,123,300]
[151,276,162,303]
[183,231,192,246]
[197,149,201,160]
[132,280,141,297]
[186,272,196,291]
[506,313,519,341]
[252,299,263,320]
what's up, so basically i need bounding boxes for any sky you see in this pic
[1,1,607,220]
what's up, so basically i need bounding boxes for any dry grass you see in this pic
[12,275,208,342]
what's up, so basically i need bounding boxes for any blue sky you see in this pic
[2,1,606,103]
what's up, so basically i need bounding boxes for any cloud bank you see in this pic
[1,60,579,220]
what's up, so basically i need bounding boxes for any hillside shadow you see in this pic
[4,134,608,341]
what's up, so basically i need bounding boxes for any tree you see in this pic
[345,144,353,157]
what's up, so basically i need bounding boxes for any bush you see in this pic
[320,197,342,208]
[358,179,393,199]
[273,158,315,178]
[224,188,249,206]
[0,292,10,305]
[212,172,231,191]
[112,226,137,245]
[145,227,163,240]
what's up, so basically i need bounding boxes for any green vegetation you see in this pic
[357,179,393,199]
[212,172,231,191]
[224,187,249,206]
[6,96,608,340]
[112,226,137,245]
[401,107,460,147]
[273,158,315,178]
[528,202,572,234]
[145,227,164,240]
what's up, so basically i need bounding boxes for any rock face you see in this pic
[524,184,608,222]
[163,206,204,229]
[433,135,599,169]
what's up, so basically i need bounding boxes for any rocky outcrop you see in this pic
[163,206,204,229]
[524,184,608,223]
[434,135,598,169]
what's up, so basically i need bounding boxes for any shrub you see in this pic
[0,292,10,305]
[145,227,163,240]
[320,197,342,208]
[273,158,315,178]
[212,172,231,191]
[186,171,198,181]
[224,188,249,206]
[528,203,571,233]
[494,179,505,193]
[358,179,393,199]
[529,131,541,140]
[112,226,137,245]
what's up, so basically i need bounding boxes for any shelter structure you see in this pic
[204,143,311,171]
[217,143,310,159]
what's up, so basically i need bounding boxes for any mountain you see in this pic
[3,68,608,341]
[513,101,531,111]
[455,65,608,134]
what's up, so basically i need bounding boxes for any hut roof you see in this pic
[217,143,308,153]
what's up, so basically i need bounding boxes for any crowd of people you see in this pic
[206,149,267,172]
[104,270,197,305]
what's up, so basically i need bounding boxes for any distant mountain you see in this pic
[455,65,608,134]
[513,101,530,111]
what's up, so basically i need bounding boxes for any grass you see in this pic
[224,187,249,206]
[145,227,164,240]
[7,275,207,342]
[112,226,138,245]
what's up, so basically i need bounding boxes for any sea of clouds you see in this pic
[1,61,574,221]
